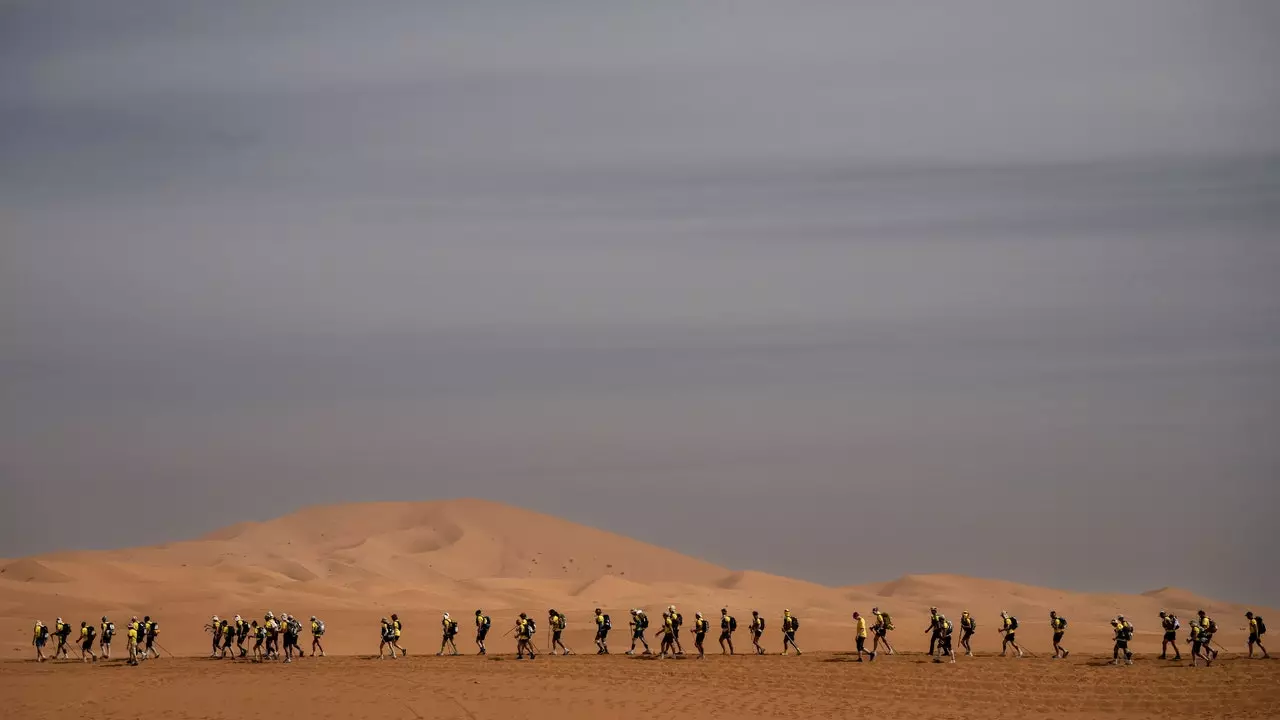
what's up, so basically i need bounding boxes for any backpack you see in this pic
[86,625,96,641]
[560,614,568,628]
[790,617,799,631]
[601,615,611,630]
[728,616,737,632]
[316,620,325,635]
[1256,616,1267,635]
[58,623,72,638]
[149,622,159,637]
[637,615,649,630]
[104,622,115,639]
[671,613,681,628]
[1207,619,1218,635]
[448,620,459,637]
[1173,617,1181,630]
[1008,617,1019,631]
[480,615,491,630]
[38,625,49,640]
[882,613,894,630]
[942,619,953,635]
[1122,624,1135,641]
[757,618,766,632]
[1058,617,1067,629]
[526,619,537,636]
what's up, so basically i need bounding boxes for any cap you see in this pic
[871,607,878,613]
[443,612,451,619]
[696,612,703,618]
[235,615,242,621]
[478,609,485,615]
[311,615,317,621]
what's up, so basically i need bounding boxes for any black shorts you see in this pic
[1164,632,1176,642]
[102,636,112,645]
[477,628,490,641]
[1249,633,1260,644]
[874,627,887,637]
[36,638,47,648]
[1114,640,1128,649]
[784,631,796,643]
[634,629,645,640]
[596,629,608,640]
[673,628,681,638]
[1004,633,1016,643]
[961,629,973,640]
[695,632,706,644]
[553,630,562,642]
[82,641,94,651]
[1053,632,1064,644]
[719,631,731,641]
[856,637,866,651]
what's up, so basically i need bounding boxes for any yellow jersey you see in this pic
[856,616,868,638]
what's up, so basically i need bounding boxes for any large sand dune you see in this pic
[2,499,1272,659]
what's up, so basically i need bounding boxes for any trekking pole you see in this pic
[155,641,172,657]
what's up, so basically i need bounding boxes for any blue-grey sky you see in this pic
[2,1,1279,604]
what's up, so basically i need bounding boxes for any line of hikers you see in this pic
[31,607,1267,664]
[31,616,161,665]
[378,606,804,660]
[838,607,1267,667]
[204,612,328,663]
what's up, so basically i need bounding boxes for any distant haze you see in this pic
[2,1,1278,604]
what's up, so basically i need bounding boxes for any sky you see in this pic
[2,1,1279,604]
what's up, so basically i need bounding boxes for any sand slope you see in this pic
[2,499,1272,659]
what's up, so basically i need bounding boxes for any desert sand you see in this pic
[3,499,1277,718]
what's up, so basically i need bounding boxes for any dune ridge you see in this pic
[1,499,1271,658]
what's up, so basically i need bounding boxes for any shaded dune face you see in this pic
[1,499,1271,658]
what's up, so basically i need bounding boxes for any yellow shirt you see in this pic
[1250,618,1259,634]
[128,627,138,642]
[856,616,868,638]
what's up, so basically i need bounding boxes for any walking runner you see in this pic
[781,610,802,655]
[998,611,1023,658]
[719,608,736,655]
[1158,611,1182,660]
[1246,611,1269,658]
[749,611,766,655]
[871,607,895,655]
[1049,610,1069,659]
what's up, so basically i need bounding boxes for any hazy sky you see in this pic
[3,1,1279,604]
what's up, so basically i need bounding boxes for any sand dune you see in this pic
[1,499,1272,659]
